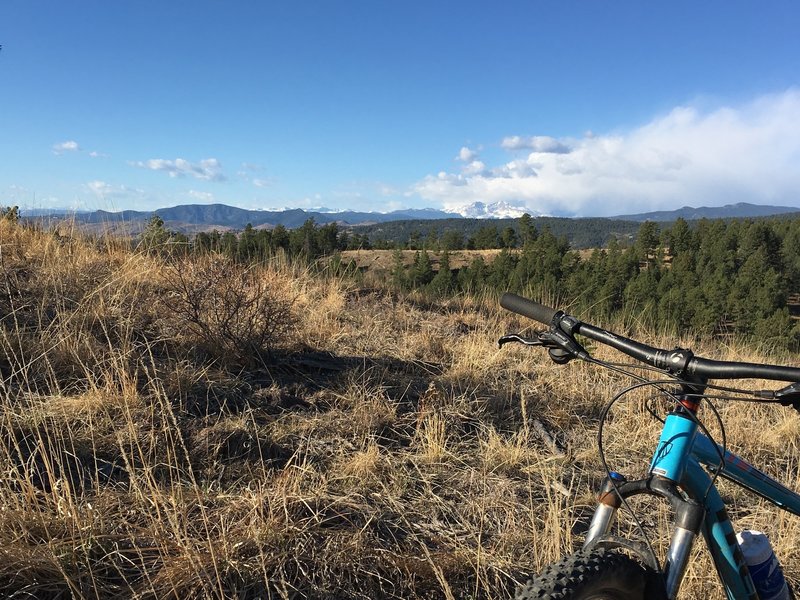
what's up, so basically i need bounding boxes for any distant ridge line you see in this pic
[612,201,800,222]
[22,201,800,230]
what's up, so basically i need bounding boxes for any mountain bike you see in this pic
[499,292,800,600]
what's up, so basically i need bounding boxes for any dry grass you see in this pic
[341,249,507,273]
[1,220,800,598]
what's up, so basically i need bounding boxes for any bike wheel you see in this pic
[515,548,661,600]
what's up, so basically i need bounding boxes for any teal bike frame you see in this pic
[497,292,800,600]
[585,399,800,600]
[685,425,800,600]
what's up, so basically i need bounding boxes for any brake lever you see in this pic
[498,333,543,348]
[773,382,800,413]
[499,331,589,365]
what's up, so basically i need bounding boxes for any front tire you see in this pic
[515,548,661,600]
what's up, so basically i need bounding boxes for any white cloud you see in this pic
[85,180,146,202]
[87,180,114,195]
[414,89,800,217]
[188,190,214,202]
[52,140,80,154]
[462,160,487,176]
[380,184,400,196]
[457,146,478,162]
[52,141,108,157]
[132,157,226,181]
[501,135,571,154]
[252,178,271,188]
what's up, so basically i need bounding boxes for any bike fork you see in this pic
[584,472,625,543]
[583,474,705,600]
[662,499,704,598]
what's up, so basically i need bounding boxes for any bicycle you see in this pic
[499,292,800,600]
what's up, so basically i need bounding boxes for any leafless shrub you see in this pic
[162,255,296,367]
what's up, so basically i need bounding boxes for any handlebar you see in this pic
[499,293,559,325]
[500,292,800,384]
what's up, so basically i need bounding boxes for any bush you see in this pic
[162,256,296,367]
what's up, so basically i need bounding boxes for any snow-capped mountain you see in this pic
[453,201,534,219]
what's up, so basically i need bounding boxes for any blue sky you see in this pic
[2,1,800,217]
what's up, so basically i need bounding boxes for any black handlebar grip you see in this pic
[500,293,558,325]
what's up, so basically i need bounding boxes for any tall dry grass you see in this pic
[1,220,799,599]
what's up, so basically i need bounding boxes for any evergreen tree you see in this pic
[458,256,487,293]
[470,225,501,250]
[518,213,537,245]
[501,226,518,248]
[635,221,661,264]
[529,228,569,293]
[624,268,660,322]
[424,227,439,251]
[271,225,290,253]
[316,223,339,255]
[220,231,238,257]
[781,221,800,292]
[727,248,786,335]
[194,231,213,254]
[441,230,465,251]
[289,218,320,259]
[487,248,516,291]
[596,239,635,318]
[665,217,695,256]
[140,215,171,252]
[390,248,408,289]
[1,205,19,223]
[410,249,434,286]
[254,229,272,257]
[429,250,454,294]
[753,308,800,353]
[237,223,257,261]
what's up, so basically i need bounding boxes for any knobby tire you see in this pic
[515,548,663,600]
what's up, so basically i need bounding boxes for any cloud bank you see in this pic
[415,89,800,216]
[132,158,226,181]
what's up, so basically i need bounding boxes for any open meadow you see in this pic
[1,219,800,599]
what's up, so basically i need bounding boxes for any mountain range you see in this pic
[23,201,800,233]
[70,205,459,229]
[614,202,800,222]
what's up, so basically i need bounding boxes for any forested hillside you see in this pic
[352,215,642,249]
[121,210,800,352]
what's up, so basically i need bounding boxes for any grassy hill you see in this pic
[1,219,799,599]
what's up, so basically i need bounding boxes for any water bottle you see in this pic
[736,529,790,600]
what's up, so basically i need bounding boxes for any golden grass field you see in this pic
[339,249,599,272]
[340,248,507,272]
[1,220,799,599]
